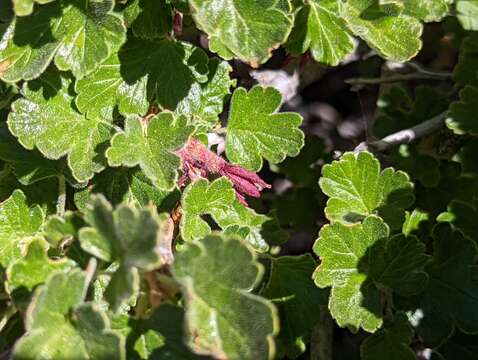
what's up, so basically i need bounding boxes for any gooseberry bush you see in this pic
[0,0,477,359]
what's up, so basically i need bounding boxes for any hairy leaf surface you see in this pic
[225,86,304,171]
[173,234,278,360]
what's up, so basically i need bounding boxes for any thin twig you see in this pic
[407,61,454,78]
[355,111,448,152]
[311,306,334,360]
[56,175,66,217]
[346,72,452,86]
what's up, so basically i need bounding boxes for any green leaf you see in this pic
[454,138,478,175]
[404,0,451,22]
[369,234,429,296]
[225,86,304,171]
[43,211,85,247]
[374,85,449,138]
[13,269,125,360]
[180,178,276,251]
[0,173,58,215]
[217,201,283,252]
[8,71,113,182]
[456,0,478,31]
[176,58,236,131]
[6,237,75,291]
[438,200,478,242]
[0,190,44,268]
[123,0,172,39]
[106,113,193,191]
[402,209,429,236]
[75,37,211,120]
[74,167,177,211]
[418,223,478,347]
[0,123,78,186]
[173,234,278,360]
[128,305,213,359]
[341,0,423,62]
[446,86,478,135]
[79,195,165,311]
[0,0,126,81]
[454,35,478,87]
[12,0,55,17]
[313,216,385,332]
[91,262,136,315]
[285,0,355,66]
[360,312,416,360]
[188,0,293,66]
[319,151,414,227]
[74,52,149,121]
[180,177,236,241]
[262,254,327,359]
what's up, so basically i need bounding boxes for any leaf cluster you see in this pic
[0,0,477,359]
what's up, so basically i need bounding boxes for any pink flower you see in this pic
[177,138,270,205]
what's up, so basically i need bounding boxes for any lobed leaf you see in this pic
[180,177,236,241]
[0,0,126,81]
[188,0,293,66]
[6,237,75,291]
[74,167,177,211]
[319,151,414,228]
[0,123,78,186]
[13,269,125,360]
[360,312,416,360]
[313,215,428,332]
[106,113,193,191]
[369,234,429,296]
[175,58,236,132]
[8,71,114,182]
[417,223,478,347]
[454,35,478,87]
[286,0,355,66]
[75,37,211,121]
[446,85,478,135]
[43,211,85,247]
[0,190,44,268]
[74,51,150,121]
[225,86,304,171]
[13,0,55,17]
[173,234,278,360]
[262,254,328,358]
[79,195,165,311]
[404,0,451,22]
[456,0,478,31]
[123,0,172,39]
[341,0,423,62]
[180,178,276,251]
[313,216,387,332]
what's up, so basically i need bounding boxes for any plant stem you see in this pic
[407,61,454,78]
[346,72,452,85]
[311,305,333,360]
[355,111,448,152]
[56,175,66,217]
